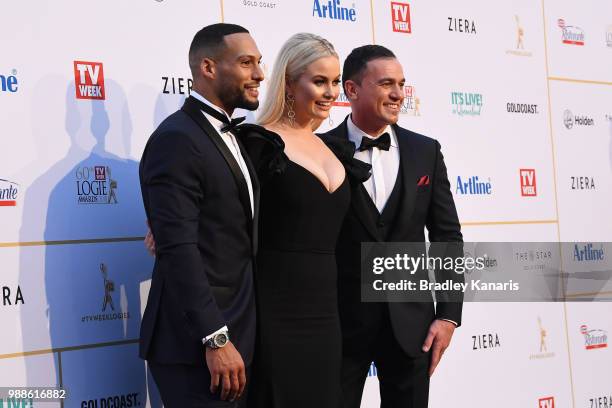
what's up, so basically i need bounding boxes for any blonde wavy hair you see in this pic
[258,33,338,126]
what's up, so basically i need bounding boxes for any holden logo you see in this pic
[563,109,574,129]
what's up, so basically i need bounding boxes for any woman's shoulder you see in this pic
[234,123,287,178]
[319,134,371,183]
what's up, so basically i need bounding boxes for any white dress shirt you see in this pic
[190,91,255,342]
[346,115,399,213]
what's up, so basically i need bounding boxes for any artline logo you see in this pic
[81,263,130,323]
[0,179,19,207]
[506,15,532,57]
[448,17,476,34]
[391,2,411,33]
[1,285,25,306]
[574,243,604,262]
[571,176,596,190]
[332,91,350,107]
[580,324,608,350]
[162,76,192,95]
[455,176,492,195]
[520,169,537,197]
[75,166,118,204]
[529,317,555,359]
[400,86,420,116]
[507,102,538,114]
[607,25,612,47]
[451,91,482,116]
[558,19,584,45]
[312,0,356,22]
[0,69,18,93]
[74,61,105,100]
[472,333,501,350]
[538,396,555,408]
[563,109,595,129]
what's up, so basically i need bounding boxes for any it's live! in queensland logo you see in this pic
[74,60,105,100]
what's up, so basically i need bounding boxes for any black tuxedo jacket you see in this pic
[321,117,463,357]
[139,96,259,365]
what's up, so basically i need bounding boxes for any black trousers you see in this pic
[149,362,250,408]
[341,304,431,408]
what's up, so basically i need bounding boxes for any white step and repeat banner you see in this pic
[1,1,611,407]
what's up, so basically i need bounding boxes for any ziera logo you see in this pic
[1,285,25,306]
[162,76,192,95]
[74,61,105,100]
[472,333,501,350]
[312,0,356,22]
[580,324,608,350]
[0,69,18,93]
[455,176,492,195]
[0,179,19,206]
[520,169,537,197]
[571,176,595,190]
[451,91,483,116]
[557,19,584,45]
[391,2,411,33]
[448,17,476,34]
[538,396,555,408]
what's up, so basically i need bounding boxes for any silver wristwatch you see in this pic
[204,331,230,349]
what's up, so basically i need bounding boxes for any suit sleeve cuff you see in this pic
[438,318,458,327]
[202,325,228,344]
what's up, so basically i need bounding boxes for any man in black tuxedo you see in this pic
[321,45,463,408]
[139,24,263,407]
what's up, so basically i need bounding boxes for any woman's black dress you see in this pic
[236,124,369,408]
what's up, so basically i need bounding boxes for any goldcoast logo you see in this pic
[75,165,118,205]
[451,91,482,116]
[312,0,356,22]
[0,179,19,207]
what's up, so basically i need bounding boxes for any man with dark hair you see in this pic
[321,44,463,408]
[139,23,263,407]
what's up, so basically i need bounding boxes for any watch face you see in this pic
[215,333,228,347]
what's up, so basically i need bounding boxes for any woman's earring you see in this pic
[328,116,334,126]
[286,94,296,127]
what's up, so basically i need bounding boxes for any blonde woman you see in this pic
[236,33,369,407]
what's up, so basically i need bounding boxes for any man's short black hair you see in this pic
[342,45,396,91]
[189,23,250,76]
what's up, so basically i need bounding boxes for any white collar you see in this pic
[346,115,398,150]
[190,91,232,129]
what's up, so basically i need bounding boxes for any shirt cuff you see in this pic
[202,325,228,344]
[438,318,458,327]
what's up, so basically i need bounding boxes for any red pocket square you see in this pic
[417,175,430,186]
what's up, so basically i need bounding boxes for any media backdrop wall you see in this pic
[1,1,611,407]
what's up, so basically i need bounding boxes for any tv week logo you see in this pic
[538,397,555,408]
[520,169,537,196]
[74,61,105,100]
[391,2,411,33]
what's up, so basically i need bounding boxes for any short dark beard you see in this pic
[217,81,259,112]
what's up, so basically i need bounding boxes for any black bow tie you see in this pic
[358,132,391,152]
[192,96,246,133]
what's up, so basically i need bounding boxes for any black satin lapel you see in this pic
[236,136,260,255]
[330,118,383,242]
[181,97,254,229]
[350,181,383,241]
[394,125,417,235]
